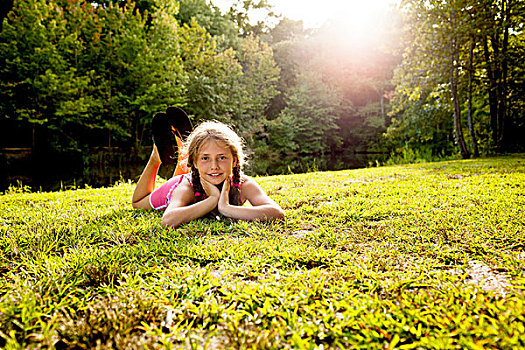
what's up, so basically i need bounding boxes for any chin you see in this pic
[207,176,226,185]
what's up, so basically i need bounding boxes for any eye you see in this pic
[219,156,228,160]
[201,156,209,161]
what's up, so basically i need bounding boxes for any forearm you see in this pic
[162,196,218,228]
[219,204,285,222]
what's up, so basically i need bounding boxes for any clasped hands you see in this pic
[200,177,232,216]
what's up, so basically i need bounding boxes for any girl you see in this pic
[132,119,285,228]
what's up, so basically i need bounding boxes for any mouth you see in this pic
[207,173,223,179]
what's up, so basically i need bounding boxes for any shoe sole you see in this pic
[166,106,193,139]
[152,108,193,165]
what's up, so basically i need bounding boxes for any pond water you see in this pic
[0,150,172,192]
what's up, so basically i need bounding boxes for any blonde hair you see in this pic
[184,121,246,205]
[184,121,246,170]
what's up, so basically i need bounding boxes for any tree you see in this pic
[391,0,471,158]
[0,0,14,31]
[0,0,76,149]
[264,15,401,172]
[234,35,279,131]
[466,26,479,157]
[174,0,240,50]
[267,71,343,173]
[0,0,188,153]
[477,0,524,150]
[388,0,524,158]
[224,0,278,37]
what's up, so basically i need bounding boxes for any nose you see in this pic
[211,158,219,169]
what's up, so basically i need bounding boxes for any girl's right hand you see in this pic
[200,178,220,199]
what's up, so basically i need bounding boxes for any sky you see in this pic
[211,0,399,29]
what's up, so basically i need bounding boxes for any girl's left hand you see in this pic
[218,177,230,212]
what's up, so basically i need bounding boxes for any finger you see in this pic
[201,178,213,190]
[202,179,220,197]
[222,178,230,192]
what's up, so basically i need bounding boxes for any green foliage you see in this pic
[175,0,240,49]
[266,71,343,174]
[235,35,279,128]
[1,156,525,347]
[177,19,243,125]
[0,0,286,172]
[265,18,400,174]
[0,0,404,177]
[2,0,522,181]
[388,0,525,158]
[0,0,69,126]
[386,89,455,157]
[223,0,278,37]
[0,0,189,151]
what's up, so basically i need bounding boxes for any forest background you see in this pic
[0,0,524,190]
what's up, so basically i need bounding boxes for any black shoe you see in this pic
[152,107,193,165]
[166,106,193,139]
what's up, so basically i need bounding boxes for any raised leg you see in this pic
[132,145,161,209]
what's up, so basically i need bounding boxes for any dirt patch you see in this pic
[464,260,511,295]
[289,229,311,239]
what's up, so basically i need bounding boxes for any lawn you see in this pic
[1,155,524,349]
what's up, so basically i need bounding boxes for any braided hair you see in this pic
[184,121,246,206]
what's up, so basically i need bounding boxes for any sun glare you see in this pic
[289,0,397,47]
[213,0,397,48]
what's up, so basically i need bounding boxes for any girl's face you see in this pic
[195,139,236,186]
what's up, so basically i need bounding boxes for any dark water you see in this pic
[1,150,385,192]
[1,149,175,192]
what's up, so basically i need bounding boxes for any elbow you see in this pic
[275,208,285,220]
[161,212,181,229]
[161,216,176,228]
[267,207,285,221]
[132,198,149,210]
[161,217,178,228]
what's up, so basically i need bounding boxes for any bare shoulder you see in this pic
[240,175,262,191]
[176,176,194,192]
[167,176,195,207]
[240,175,273,206]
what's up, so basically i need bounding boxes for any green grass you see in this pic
[1,155,524,349]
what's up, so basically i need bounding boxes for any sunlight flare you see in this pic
[214,0,398,47]
[294,0,397,48]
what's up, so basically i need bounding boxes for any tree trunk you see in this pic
[449,10,470,158]
[467,38,479,157]
[491,32,504,150]
[32,125,36,152]
[498,0,510,149]
[380,87,385,122]
[483,35,499,145]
